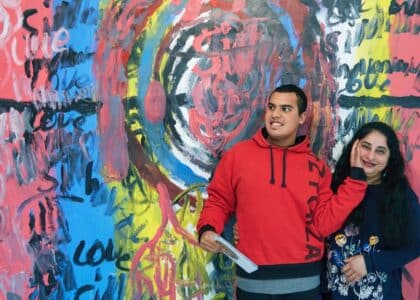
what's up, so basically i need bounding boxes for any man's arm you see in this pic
[313,140,367,237]
[196,151,237,251]
[313,165,367,237]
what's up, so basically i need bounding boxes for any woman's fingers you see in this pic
[350,139,362,168]
[342,255,367,284]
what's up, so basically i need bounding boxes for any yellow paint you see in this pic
[127,60,139,98]
[109,164,222,299]
[159,51,170,87]
[105,0,235,298]
[126,0,173,98]
[354,0,392,97]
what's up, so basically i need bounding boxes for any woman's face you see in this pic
[358,130,391,184]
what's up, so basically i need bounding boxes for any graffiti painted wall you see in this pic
[0,0,418,299]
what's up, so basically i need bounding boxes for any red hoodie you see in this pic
[197,128,367,279]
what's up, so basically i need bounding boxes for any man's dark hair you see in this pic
[270,84,308,114]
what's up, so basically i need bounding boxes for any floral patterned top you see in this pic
[325,184,420,299]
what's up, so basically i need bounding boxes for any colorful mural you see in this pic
[0,0,418,299]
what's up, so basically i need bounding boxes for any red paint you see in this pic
[129,183,198,299]
[187,18,269,155]
[388,11,420,297]
[399,109,420,300]
[95,0,165,179]
[0,2,52,101]
[0,176,56,299]
[388,14,420,97]
[144,80,166,123]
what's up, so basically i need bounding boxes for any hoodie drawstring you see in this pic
[282,149,287,187]
[269,146,287,187]
[269,145,275,184]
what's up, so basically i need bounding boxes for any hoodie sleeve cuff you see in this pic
[198,225,216,242]
[350,167,366,181]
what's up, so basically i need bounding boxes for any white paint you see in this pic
[51,27,70,53]
[9,108,25,140]
[11,37,24,65]
[0,5,10,46]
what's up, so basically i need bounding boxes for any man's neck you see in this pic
[267,136,297,147]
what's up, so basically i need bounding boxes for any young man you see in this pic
[197,84,368,299]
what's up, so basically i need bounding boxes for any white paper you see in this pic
[214,235,258,273]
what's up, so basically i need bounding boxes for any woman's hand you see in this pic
[350,139,363,168]
[341,255,367,284]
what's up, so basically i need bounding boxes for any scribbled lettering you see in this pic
[22,9,49,89]
[325,31,340,53]
[0,100,99,192]
[51,27,70,53]
[75,284,95,300]
[73,239,130,271]
[389,0,419,16]
[85,161,99,195]
[83,161,121,217]
[346,16,385,50]
[339,57,419,93]
[23,9,39,34]
[20,8,74,94]
[53,0,97,28]
[37,171,59,192]
[75,273,126,300]
[341,6,418,53]
[325,0,364,26]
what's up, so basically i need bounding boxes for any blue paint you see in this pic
[51,1,118,299]
[266,1,304,69]
[259,0,310,132]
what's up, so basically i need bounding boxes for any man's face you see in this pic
[264,92,306,147]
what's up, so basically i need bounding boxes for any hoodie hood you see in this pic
[252,127,312,153]
[252,127,312,187]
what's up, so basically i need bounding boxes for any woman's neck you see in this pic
[367,176,382,185]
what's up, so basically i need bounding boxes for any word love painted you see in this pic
[73,238,130,271]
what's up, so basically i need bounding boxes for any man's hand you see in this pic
[199,231,222,253]
[342,255,367,284]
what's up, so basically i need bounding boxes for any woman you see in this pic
[325,121,420,299]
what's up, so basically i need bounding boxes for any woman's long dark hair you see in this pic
[332,121,413,248]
